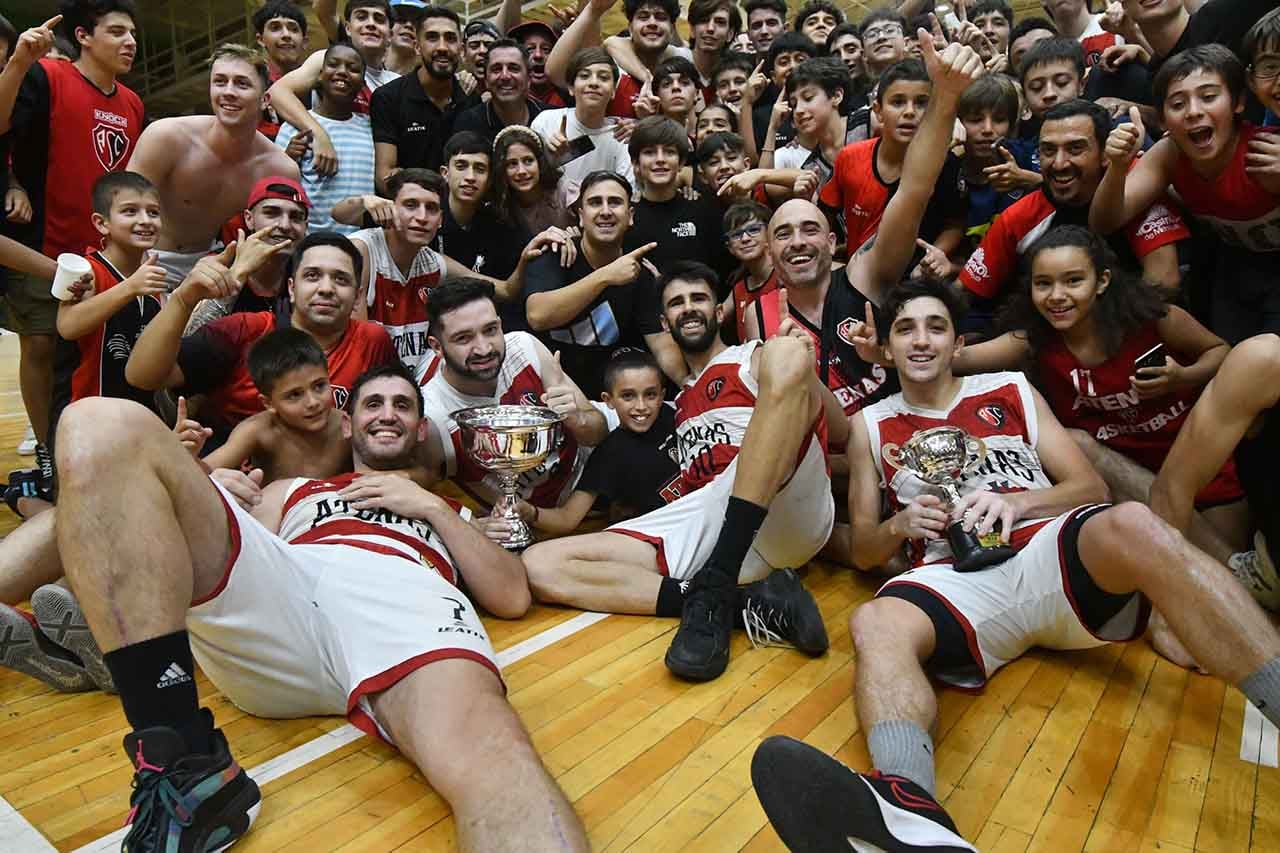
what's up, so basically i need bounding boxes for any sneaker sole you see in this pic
[0,607,95,692]
[751,736,975,853]
[663,645,729,681]
[32,585,116,693]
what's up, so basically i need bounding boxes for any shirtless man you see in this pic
[126,44,299,286]
[51,364,588,851]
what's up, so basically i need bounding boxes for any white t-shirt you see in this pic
[530,108,636,195]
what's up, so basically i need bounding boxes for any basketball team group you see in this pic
[0,0,1277,848]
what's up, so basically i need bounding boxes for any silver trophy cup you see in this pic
[452,405,566,550]
[882,426,1014,572]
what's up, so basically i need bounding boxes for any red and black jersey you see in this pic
[818,139,890,252]
[728,268,778,342]
[178,305,397,430]
[1036,322,1242,506]
[7,59,144,259]
[67,251,164,408]
[959,189,1189,299]
[1169,123,1280,253]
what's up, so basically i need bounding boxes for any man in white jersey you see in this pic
[750,277,1280,853]
[420,278,611,532]
[524,260,850,681]
[53,363,588,852]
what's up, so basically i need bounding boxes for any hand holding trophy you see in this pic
[882,426,1016,572]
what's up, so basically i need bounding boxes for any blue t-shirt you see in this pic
[275,111,376,235]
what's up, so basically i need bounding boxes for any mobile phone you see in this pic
[1134,342,1167,373]
[560,134,596,165]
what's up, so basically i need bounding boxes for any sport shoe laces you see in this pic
[742,599,790,649]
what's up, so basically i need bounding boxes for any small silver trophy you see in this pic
[882,426,1015,572]
[451,404,566,550]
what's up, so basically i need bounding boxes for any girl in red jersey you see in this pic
[940,225,1249,552]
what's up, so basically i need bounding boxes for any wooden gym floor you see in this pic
[0,331,1276,851]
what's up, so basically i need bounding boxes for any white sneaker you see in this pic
[16,425,35,456]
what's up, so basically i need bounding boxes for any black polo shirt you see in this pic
[451,98,545,144]
[370,73,467,173]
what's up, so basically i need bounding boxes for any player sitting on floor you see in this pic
[750,276,1280,852]
[52,364,589,851]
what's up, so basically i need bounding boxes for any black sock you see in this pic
[705,497,768,583]
[656,577,687,617]
[104,630,206,750]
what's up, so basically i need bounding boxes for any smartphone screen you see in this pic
[1134,342,1167,372]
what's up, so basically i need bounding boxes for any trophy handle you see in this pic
[963,435,987,473]
[882,442,907,472]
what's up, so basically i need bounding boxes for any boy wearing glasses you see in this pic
[720,201,777,342]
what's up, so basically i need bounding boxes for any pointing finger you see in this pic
[629,241,659,257]
[42,15,63,30]
[176,395,188,423]
[216,241,238,263]
[559,113,568,135]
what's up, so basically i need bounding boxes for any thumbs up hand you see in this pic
[123,248,169,299]
[546,112,570,160]
[541,349,587,428]
[1104,106,1145,169]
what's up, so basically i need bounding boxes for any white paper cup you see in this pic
[50,253,93,301]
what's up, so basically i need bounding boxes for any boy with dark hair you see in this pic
[194,328,351,483]
[744,0,786,55]
[1244,8,1280,122]
[1008,15,1058,72]
[1017,36,1086,140]
[1091,45,1280,343]
[626,116,733,281]
[773,58,855,189]
[720,201,777,341]
[794,1,842,46]
[519,347,682,534]
[531,47,635,188]
[826,23,870,109]
[652,55,702,126]
[859,9,909,78]
[253,0,307,79]
[0,3,145,490]
[970,0,1013,58]
[741,31,818,154]
[952,74,1040,244]
[698,130,813,205]
[686,0,738,100]
[712,50,755,108]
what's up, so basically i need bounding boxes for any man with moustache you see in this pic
[52,362,588,851]
[508,20,569,108]
[126,45,300,288]
[523,259,846,681]
[451,39,544,142]
[369,5,470,182]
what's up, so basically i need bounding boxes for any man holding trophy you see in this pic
[750,277,1280,852]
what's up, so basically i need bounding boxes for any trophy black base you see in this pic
[947,524,1016,573]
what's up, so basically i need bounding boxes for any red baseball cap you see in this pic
[245,176,312,210]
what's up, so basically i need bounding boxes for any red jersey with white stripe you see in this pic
[861,372,1055,567]
[959,189,1189,298]
[1037,322,1241,504]
[420,332,587,509]
[818,139,890,252]
[1169,123,1280,253]
[1078,16,1121,68]
[277,472,468,585]
[729,268,779,342]
[352,227,447,379]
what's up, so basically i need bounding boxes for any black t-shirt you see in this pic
[752,83,795,152]
[624,195,734,289]
[369,74,467,173]
[1156,0,1278,73]
[576,404,682,514]
[524,241,663,398]
[450,98,545,144]
[433,202,529,330]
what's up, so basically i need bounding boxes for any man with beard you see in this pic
[185,177,311,334]
[369,5,470,181]
[267,0,399,177]
[508,20,569,108]
[126,45,300,288]
[419,278,610,529]
[452,39,544,142]
[49,362,589,851]
[523,260,847,681]
[959,99,1187,312]
[126,233,396,441]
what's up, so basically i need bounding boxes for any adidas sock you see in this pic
[655,577,687,617]
[867,720,937,797]
[1242,657,1280,728]
[704,497,768,583]
[105,630,205,749]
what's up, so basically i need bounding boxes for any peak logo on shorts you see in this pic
[706,377,725,400]
[92,122,130,171]
[977,404,1005,428]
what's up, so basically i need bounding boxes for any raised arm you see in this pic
[314,0,342,43]
[0,16,59,135]
[266,52,341,176]
[1090,114,1177,236]
[546,0,613,88]
[854,34,984,304]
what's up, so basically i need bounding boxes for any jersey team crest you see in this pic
[92,122,130,171]
[977,405,1005,428]
[836,317,860,347]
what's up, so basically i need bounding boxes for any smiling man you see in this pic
[126,44,301,288]
[452,38,543,142]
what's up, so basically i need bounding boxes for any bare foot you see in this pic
[1148,609,1206,673]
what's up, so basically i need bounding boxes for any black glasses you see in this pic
[727,222,765,243]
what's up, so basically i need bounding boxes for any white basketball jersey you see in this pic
[673,341,760,491]
[351,227,446,378]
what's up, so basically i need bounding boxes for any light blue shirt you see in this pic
[275,111,375,235]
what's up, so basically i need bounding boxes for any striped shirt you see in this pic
[275,111,375,235]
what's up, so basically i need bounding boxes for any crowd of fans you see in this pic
[0,0,1278,849]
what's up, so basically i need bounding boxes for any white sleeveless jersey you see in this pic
[421,331,589,509]
[351,227,446,378]
[861,371,1055,567]
[276,472,470,585]
[674,342,761,491]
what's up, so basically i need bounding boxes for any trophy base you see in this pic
[947,524,1016,573]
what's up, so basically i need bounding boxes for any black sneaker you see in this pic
[751,736,975,852]
[0,603,94,691]
[664,569,735,681]
[122,711,261,853]
[32,584,115,692]
[3,468,51,517]
[35,442,54,484]
[740,569,829,656]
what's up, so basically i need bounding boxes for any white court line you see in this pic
[1241,700,1280,768]
[1,610,609,853]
